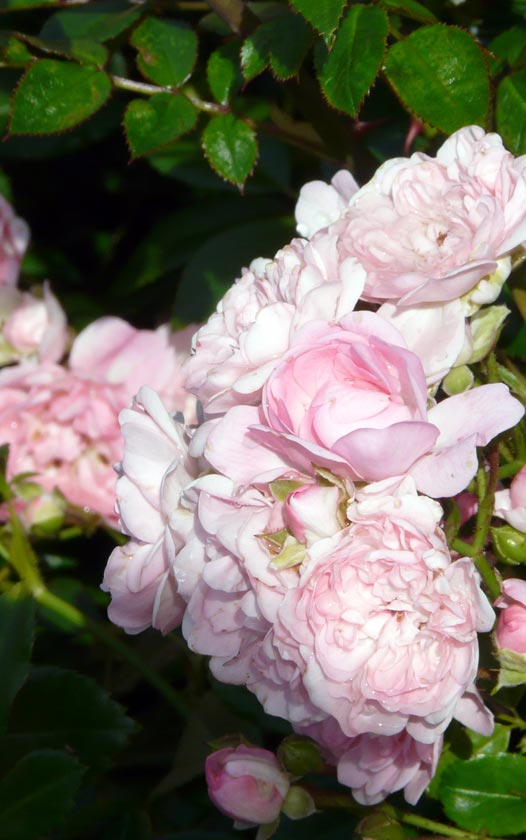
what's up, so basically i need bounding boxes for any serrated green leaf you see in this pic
[315,5,388,117]
[40,0,142,43]
[384,25,490,134]
[124,94,197,158]
[240,34,267,83]
[497,72,526,155]
[0,587,34,732]
[241,12,313,82]
[379,0,437,23]
[0,749,85,840]
[130,17,197,88]
[440,754,526,836]
[10,32,108,68]
[202,113,257,186]
[289,0,347,41]
[207,42,243,104]
[467,724,511,758]
[10,59,111,135]
[0,34,32,67]
[0,666,136,772]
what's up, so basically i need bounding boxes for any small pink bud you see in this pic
[205,745,290,825]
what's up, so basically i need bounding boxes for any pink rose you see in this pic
[102,386,197,634]
[253,479,494,745]
[70,316,198,422]
[295,169,358,238]
[184,238,365,413]
[0,283,68,365]
[494,466,526,533]
[205,745,290,825]
[0,362,124,522]
[495,578,526,654]
[0,195,29,287]
[204,312,523,496]
[328,126,526,304]
[337,731,442,806]
[0,318,198,526]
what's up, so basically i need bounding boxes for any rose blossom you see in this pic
[494,466,526,533]
[295,169,359,239]
[0,283,67,365]
[337,731,442,806]
[204,312,524,497]
[184,237,366,413]
[102,386,197,634]
[299,717,442,805]
[0,319,197,525]
[310,126,526,305]
[495,578,526,654]
[205,745,290,825]
[0,194,29,287]
[252,478,494,745]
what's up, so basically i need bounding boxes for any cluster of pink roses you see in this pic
[0,198,195,527]
[105,126,525,814]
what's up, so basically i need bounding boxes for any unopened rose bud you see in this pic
[442,364,474,396]
[283,484,342,545]
[278,735,325,776]
[356,811,406,840]
[205,745,290,826]
[281,786,316,820]
[468,305,509,364]
[492,525,526,566]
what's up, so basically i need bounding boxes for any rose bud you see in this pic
[205,745,290,825]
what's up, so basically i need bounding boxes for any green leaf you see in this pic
[130,17,197,88]
[289,0,347,42]
[440,754,526,836]
[467,724,511,758]
[489,27,526,72]
[497,72,526,155]
[0,667,136,772]
[379,0,437,23]
[8,32,108,68]
[315,5,388,117]
[207,42,243,104]
[0,34,32,67]
[384,25,490,134]
[240,34,267,83]
[124,94,198,158]
[241,12,313,82]
[0,587,35,732]
[0,749,85,840]
[40,0,142,43]
[202,113,257,186]
[10,60,111,135]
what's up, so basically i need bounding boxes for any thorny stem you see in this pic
[110,76,227,114]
